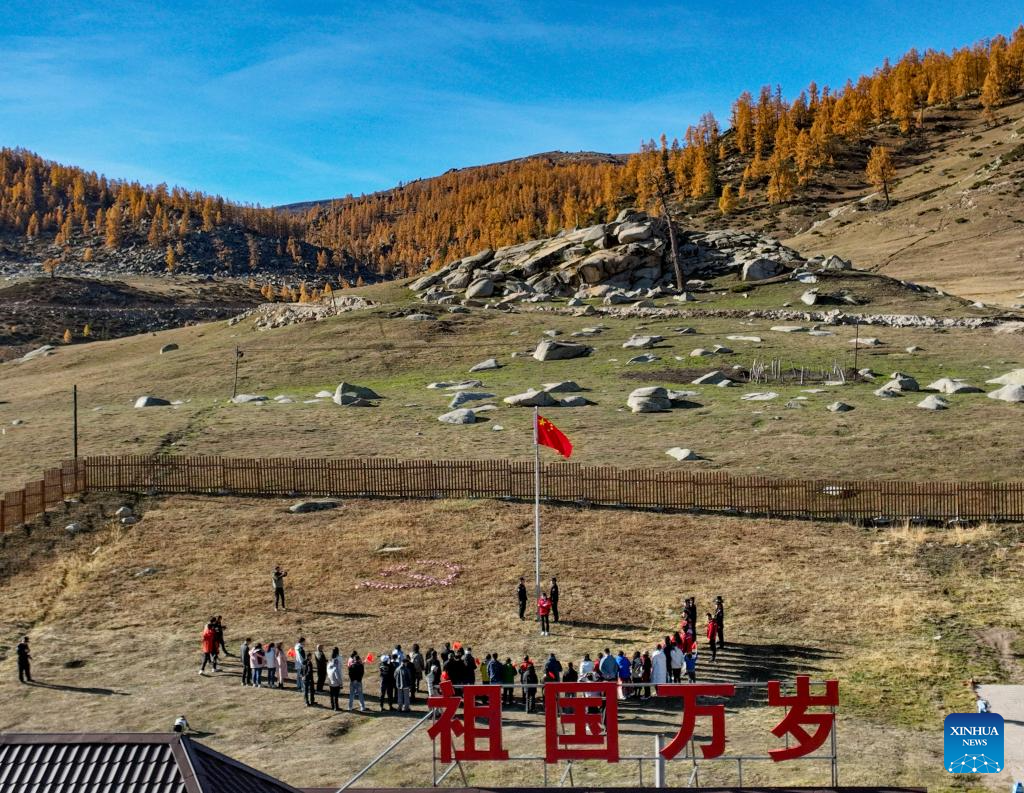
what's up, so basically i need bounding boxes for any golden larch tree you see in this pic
[866,145,896,206]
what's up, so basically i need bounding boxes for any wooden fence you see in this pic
[77,455,1024,522]
[0,459,85,533]
[4,455,1024,529]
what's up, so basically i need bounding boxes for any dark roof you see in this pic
[0,733,303,793]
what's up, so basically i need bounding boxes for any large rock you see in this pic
[741,258,785,281]
[160,343,179,354]
[438,408,479,424]
[917,395,949,410]
[334,382,381,402]
[988,384,1024,403]
[18,345,56,362]
[926,378,983,395]
[576,249,642,284]
[666,447,700,461]
[820,254,852,271]
[532,340,592,362]
[504,389,559,407]
[466,278,495,299]
[622,335,664,349]
[986,368,1024,386]
[134,396,171,408]
[542,381,584,393]
[627,386,672,413]
[289,499,341,513]
[692,371,731,386]
[449,391,495,409]
[333,393,376,407]
[469,358,501,372]
[827,401,854,413]
[616,222,653,243]
[879,372,919,393]
[410,273,443,292]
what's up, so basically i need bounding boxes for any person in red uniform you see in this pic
[706,612,719,661]
[537,593,552,636]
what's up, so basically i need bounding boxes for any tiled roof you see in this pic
[0,734,302,793]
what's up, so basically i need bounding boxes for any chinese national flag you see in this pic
[536,414,573,458]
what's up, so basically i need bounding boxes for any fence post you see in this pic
[654,734,666,788]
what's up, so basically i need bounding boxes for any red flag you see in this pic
[536,414,572,458]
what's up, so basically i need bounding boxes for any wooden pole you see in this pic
[533,407,542,629]
[72,385,78,460]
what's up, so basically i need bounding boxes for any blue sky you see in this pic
[1,2,1020,206]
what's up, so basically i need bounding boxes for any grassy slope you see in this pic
[0,495,1019,790]
[1,278,1022,494]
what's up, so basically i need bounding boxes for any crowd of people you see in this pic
[187,572,728,715]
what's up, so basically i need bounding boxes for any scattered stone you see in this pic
[135,567,158,577]
[851,337,882,347]
[827,402,854,413]
[504,389,559,408]
[808,329,834,337]
[627,354,660,364]
[533,340,592,362]
[427,380,483,390]
[11,419,24,426]
[557,395,590,408]
[926,378,982,395]
[988,384,1024,403]
[874,386,902,398]
[159,343,179,354]
[673,292,697,302]
[65,522,87,535]
[627,387,672,413]
[314,390,334,398]
[231,394,269,404]
[800,290,819,306]
[542,381,584,393]
[712,345,733,354]
[121,516,139,526]
[674,327,696,334]
[666,447,701,461]
[491,424,504,431]
[288,499,341,513]
[134,396,171,408]
[18,345,56,362]
[986,369,1024,386]
[726,335,761,343]
[692,371,731,386]
[690,348,713,357]
[820,255,852,271]
[405,313,434,321]
[469,358,501,372]
[334,393,376,407]
[114,506,133,519]
[335,382,382,401]
[770,325,806,333]
[880,372,920,392]
[449,391,495,409]
[784,400,806,409]
[917,395,949,410]
[741,392,779,401]
[622,335,664,349]
[438,408,480,424]
[905,346,923,353]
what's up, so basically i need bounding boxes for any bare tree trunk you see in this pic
[658,190,684,292]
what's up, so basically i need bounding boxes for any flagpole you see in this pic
[533,406,542,625]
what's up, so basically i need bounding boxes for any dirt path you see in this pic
[976,684,1024,789]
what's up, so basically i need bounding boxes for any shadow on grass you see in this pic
[306,610,379,619]
[28,681,129,696]
[558,619,649,632]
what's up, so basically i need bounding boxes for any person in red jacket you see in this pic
[199,620,218,675]
[537,593,552,636]
[706,612,719,661]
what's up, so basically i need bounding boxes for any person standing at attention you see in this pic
[395,657,413,712]
[517,577,527,620]
[16,636,32,683]
[550,577,560,623]
[272,566,287,611]
[264,642,278,688]
[302,654,315,706]
[294,637,307,693]
[537,592,552,636]
[315,644,328,692]
[706,612,719,661]
[240,637,252,686]
[250,642,265,687]
[714,596,725,646]
[326,647,343,711]
[348,651,367,712]
[275,642,287,687]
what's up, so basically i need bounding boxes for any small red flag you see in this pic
[536,414,573,458]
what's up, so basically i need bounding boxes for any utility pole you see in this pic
[232,347,243,398]
[72,384,78,459]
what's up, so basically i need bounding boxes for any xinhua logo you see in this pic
[944,712,1004,774]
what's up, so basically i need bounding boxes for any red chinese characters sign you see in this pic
[427,676,837,764]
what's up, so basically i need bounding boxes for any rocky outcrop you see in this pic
[409,211,806,305]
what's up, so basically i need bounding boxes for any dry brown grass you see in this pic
[0,494,1020,790]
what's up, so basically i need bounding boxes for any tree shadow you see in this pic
[306,610,379,619]
[558,619,649,632]
[28,681,129,696]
